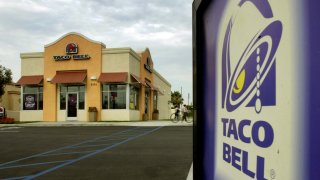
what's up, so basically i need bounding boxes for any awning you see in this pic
[16,75,43,86]
[130,74,146,86]
[144,80,155,90]
[51,71,87,84]
[98,72,128,83]
[145,80,164,95]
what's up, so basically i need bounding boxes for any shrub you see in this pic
[0,118,14,124]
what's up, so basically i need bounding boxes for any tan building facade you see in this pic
[17,32,171,122]
[0,84,21,121]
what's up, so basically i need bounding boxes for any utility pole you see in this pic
[188,93,190,105]
[181,86,182,108]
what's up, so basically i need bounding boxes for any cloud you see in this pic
[0,0,193,103]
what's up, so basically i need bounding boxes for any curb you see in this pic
[0,121,193,127]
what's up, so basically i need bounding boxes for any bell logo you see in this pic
[66,43,78,54]
[221,0,283,113]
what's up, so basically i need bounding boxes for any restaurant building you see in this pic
[17,32,171,122]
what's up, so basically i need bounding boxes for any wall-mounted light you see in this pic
[46,78,52,82]
[90,76,97,81]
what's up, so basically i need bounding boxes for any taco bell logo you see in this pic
[221,0,283,113]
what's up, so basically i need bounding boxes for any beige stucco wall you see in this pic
[102,48,131,73]
[153,70,171,119]
[129,51,140,78]
[20,53,44,76]
[101,110,129,121]
[101,110,140,121]
[0,84,21,121]
[130,110,140,120]
[0,84,20,110]
[20,110,43,121]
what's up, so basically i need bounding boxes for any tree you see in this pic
[0,65,12,97]
[171,91,184,108]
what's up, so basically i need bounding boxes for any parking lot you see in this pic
[0,126,192,180]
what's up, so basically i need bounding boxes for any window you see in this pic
[130,86,140,110]
[59,85,85,110]
[102,84,127,109]
[23,86,43,110]
[79,86,85,109]
[153,92,158,110]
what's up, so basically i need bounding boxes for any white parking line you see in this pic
[0,127,22,130]
[0,127,22,133]
[186,163,193,180]
[0,131,20,133]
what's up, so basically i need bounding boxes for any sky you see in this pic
[0,0,193,105]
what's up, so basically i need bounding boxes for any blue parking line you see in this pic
[0,160,71,170]
[68,143,113,149]
[0,127,140,168]
[2,175,30,180]
[90,138,123,143]
[24,126,163,180]
[39,150,96,157]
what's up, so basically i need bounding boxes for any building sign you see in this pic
[144,58,153,73]
[219,0,282,173]
[209,0,303,179]
[53,43,90,61]
[66,43,78,54]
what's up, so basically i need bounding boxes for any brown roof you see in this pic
[16,75,43,86]
[98,72,128,83]
[131,74,146,86]
[51,71,86,84]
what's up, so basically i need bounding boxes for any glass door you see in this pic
[67,93,78,120]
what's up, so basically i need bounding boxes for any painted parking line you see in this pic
[0,127,22,130]
[25,126,163,180]
[0,126,163,180]
[0,131,19,133]
[3,175,30,180]
[38,150,96,157]
[0,127,22,133]
[0,160,71,170]
[0,127,140,168]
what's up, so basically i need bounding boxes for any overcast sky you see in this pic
[0,0,193,104]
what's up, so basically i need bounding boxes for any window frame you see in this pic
[22,86,43,110]
[129,85,140,110]
[59,85,85,110]
[101,84,127,110]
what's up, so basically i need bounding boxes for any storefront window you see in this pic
[59,85,85,110]
[60,93,66,110]
[153,92,158,110]
[79,87,85,110]
[23,86,43,110]
[102,84,127,109]
[130,86,140,110]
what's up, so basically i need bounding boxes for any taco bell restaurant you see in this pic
[16,32,171,122]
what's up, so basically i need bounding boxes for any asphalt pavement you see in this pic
[0,125,192,180]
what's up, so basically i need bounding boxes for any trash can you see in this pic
[88,107,97,122]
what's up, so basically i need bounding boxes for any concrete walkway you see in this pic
[0,120,193,127]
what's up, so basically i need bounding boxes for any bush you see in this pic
[0,118,14,124]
